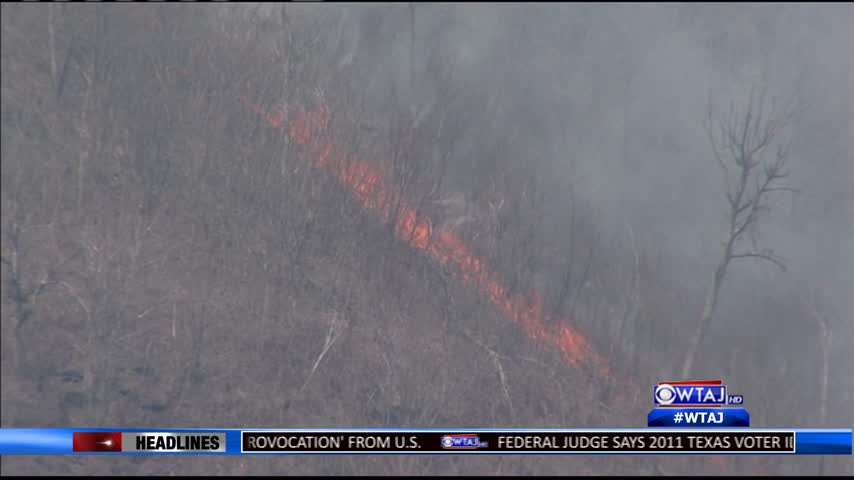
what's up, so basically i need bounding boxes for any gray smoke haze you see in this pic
[330,3,852,303]
[319,4,853,413]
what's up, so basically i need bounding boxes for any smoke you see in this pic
[331,4,851,301]
[249,2,852,427]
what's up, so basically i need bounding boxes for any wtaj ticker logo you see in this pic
[441,434,488,450]
[654,379,744,408]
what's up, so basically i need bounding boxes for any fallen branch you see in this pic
[460,328,514,416]
[298,312,344,394]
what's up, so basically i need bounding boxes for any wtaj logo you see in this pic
[654,379,744,407]
[441,434,488,450]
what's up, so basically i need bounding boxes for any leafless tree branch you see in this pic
[730,250,787,271]
[682,86,801,379]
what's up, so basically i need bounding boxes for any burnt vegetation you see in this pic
[2,4,851,476]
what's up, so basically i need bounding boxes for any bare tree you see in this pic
[681,87,800,379]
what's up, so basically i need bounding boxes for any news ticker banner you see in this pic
[0,429,850,455]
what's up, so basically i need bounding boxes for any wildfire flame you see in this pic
[244,98,611,378]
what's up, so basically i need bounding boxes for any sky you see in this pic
[327,4,852,303]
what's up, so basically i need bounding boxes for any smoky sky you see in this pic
[320,4,852,308]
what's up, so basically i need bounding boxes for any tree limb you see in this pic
[730,251,787,271]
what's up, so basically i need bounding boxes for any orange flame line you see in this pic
[248,100,612,378]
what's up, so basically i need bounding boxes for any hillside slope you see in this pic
[2,4,851,476]
[0,5,639,475]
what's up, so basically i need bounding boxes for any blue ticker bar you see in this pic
[795,430,853,455]
[0,428,850,455]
